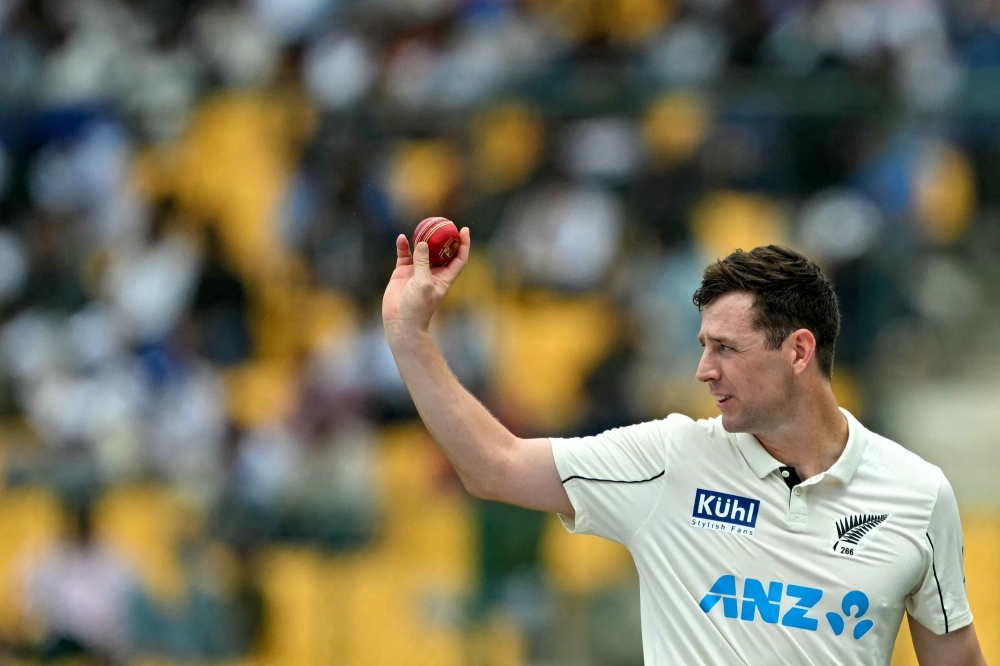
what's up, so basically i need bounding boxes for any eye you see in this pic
[719,345,734,352]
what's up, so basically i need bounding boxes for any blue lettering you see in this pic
[841,590,874,638]
[703,576,874,639]
[741,578,783,624]
[781,585,822,631]
[700,575,738,618]
[827,591,873,639]
[842,590,869,618]
[854,619,874,639]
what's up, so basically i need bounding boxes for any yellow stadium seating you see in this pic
[541,514,634,595]
[492,293,618,432]
[93,485,190,602]
[0,487,65,639]
[253,425,480,666]
[690,190,788,261]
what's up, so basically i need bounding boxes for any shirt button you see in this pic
[781,470,790,478]
[794,487,802,496]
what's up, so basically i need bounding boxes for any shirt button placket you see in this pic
[789,485,808,531]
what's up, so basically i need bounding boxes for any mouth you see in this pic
[713,394,734,408]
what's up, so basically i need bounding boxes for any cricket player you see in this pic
[382,228,987,666]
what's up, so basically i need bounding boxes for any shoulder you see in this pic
[661,412,733,448]
[584,413,715,442]
[859,425,945,506]
[625,413,738,467]
[558,413,734,462]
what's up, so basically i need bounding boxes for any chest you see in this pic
[633,466,928,640]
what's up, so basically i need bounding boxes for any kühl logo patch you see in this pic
[691,488,760,538]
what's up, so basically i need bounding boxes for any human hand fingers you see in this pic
[395,234,412,267]
[413,241,433,288]
[434,227,471,284]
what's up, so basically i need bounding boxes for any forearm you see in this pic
[386,324,515,498]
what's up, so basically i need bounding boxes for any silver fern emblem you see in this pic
[833,514,888,551]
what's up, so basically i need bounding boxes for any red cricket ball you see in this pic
[413,217,461,267]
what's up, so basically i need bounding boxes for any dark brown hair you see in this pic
[692,245,841,379]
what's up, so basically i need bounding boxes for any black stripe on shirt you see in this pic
[561,470,665,485]
[926,532,949,633]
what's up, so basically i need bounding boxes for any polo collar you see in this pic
[734,431,784,479]
[826,408,865,485]
[733,408,866,485]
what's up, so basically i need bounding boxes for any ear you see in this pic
[786,328,817,376]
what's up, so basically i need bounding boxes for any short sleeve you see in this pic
[905,474,973,635]
[549,418,672,546]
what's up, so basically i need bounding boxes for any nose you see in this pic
[695,348,720,384]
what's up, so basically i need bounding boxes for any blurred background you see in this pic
[0,0,999,664]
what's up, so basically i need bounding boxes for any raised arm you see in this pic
[382,228,573,515]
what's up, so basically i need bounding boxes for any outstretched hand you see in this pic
[382,226,471,337]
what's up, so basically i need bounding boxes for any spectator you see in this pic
[21,500,141,663]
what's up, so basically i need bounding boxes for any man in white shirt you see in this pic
[382,229,987,666]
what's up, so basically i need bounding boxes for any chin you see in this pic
[720,412,751,434]
[720,413,738,432]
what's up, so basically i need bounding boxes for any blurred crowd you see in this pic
[2,0,1000,662]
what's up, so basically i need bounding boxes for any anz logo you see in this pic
[700,575,875,639]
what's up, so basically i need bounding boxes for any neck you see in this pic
[753,383,848,480]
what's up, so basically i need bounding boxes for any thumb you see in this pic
[413,241,432,284]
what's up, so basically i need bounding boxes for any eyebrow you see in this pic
[698,334,738,346]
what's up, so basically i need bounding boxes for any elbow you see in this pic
[461,469,502,502]
[462,477,492,501]
[461,438,517,502]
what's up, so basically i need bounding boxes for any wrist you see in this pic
[384,319,434,349]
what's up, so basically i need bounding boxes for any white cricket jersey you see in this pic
[550,408,971,666]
